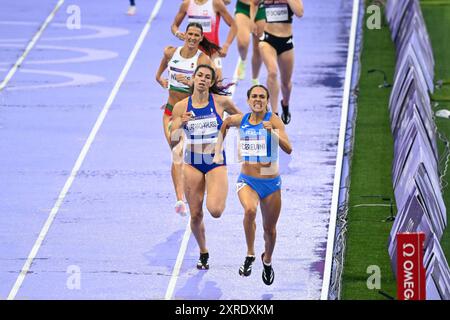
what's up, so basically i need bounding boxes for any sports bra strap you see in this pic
[187,96,192,112]
[241,113,251,126]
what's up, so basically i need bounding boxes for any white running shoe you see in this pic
[175,200,187,216]
[127,5,136,16]
[251,78,259,86]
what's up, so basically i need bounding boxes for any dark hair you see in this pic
[190,64,231,96]
[185,22,221,56]
[247,84,270,99]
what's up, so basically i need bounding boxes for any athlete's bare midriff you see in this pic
[264,23,293,38]
[186,142,218,154]
[241,162,279,179]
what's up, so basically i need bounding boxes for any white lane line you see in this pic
[0,21,130,42]
[164,218,193,300]
[320,0,360,300]
[0,67,105,91]
[164,57,241,300]
[6,0,165,300]
[0,0,65,91]
[0,44,118,66]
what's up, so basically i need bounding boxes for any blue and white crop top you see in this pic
[184,94,223,146]
[239,112,278,163]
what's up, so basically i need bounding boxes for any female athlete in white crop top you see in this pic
[171,0,238,82]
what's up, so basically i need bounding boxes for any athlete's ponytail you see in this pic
[186,22,221,56]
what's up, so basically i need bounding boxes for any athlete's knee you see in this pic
[267,69,278,81]
[281,79,292,90]
[238,37,250,50]
[244,207,257,221]
[263,224,277,238]
[207,204,224,218]
[190,211,204,224]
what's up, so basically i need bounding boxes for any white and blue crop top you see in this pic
[183,94,223,146]
[239,112,278,163]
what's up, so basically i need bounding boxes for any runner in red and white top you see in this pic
[171,0,237,81]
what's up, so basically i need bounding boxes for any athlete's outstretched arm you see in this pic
[265,115,293,154]
[214,0,237,57]
[155,46,175,88]
[215,94,243,116]
[213,114,244,163]
[171,0,189,40]
[170,99,191,149]
[288,0,304,17]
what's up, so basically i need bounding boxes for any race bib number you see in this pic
[188,15,212,33]
[240,139,267,157]
[186,117,218,136]
[266,5,289,23]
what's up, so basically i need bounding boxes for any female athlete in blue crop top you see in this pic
[170,64,242,270]
[214,84,292,285]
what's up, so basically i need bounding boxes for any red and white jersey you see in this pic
[187,0,221,46]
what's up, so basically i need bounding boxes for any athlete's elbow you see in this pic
[284,145,293,155]
[170,131,182,148]
[170,25,178,35]
[223,117,233,128]
[296,7,304,18]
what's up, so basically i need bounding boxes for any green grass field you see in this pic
[341,1,397,300]
[341,0,450,300]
